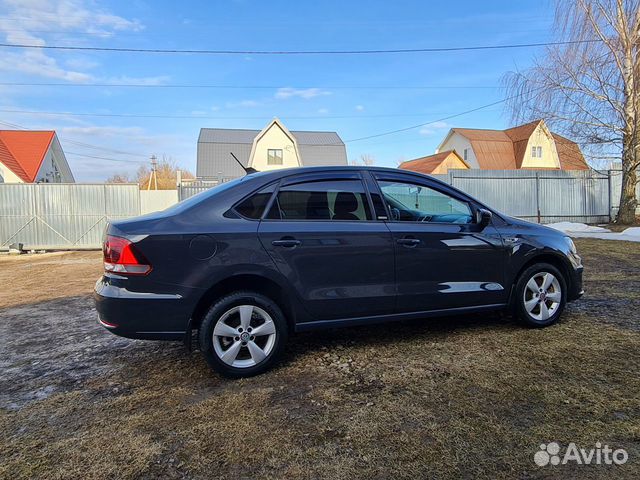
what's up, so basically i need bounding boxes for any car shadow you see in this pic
[284,310,516,361]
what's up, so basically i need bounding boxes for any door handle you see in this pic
[396,237,421,247]
[272,239,301,248]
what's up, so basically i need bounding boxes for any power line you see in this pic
[344,86,551,144]
[62,139,148,158]
[0,39,599,56]
[66,151,147,164]
[0,82,499,90]
[0,107,503,121]
[0,119,148,159]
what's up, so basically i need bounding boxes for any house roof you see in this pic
[399,150,467,174]
[444,120,588,170]
[0,131,55,182]
[553,133,589,170]
[197,125,348,178]
[198,128,344,146]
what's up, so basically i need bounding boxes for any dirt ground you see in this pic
[1,240,639,479]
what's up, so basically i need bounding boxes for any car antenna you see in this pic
[230,152,258,175]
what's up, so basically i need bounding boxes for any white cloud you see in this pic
[355,105,365,111]
[106,75,171,86]
[419,121,452,137]
[57,125,147,137]
[225,99,260,108]
[0,0,144,83]
[0,49,93,82]
[317,108,329,114]
[275,87,331,100]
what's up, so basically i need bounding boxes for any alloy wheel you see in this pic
[522,271,562,321]
[212,305,277,368]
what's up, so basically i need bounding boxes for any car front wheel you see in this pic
[199,291,288,378]
[514,263,567,327]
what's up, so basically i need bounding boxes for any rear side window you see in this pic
[266,180,372,221]
[234,184,274,219]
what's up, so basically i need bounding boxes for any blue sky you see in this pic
[0,0,556,181]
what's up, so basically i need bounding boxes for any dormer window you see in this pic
[532,146,542,158]
[267,149,283,165]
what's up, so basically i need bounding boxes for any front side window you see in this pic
[266,179,372,221]
[267,149,283,165]
[378,180,472,224]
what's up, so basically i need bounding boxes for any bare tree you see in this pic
[503,0,640,224]
[349,154,376,166]
[105,173,132,184]
[105,156,194,190]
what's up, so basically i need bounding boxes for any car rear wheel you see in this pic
[514,263,567,327]
[199,291,288,378]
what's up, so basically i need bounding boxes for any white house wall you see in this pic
[34,136,74,183]
[520,123,561,169]
[250,122,301,171]
[0,162,24,183]
[438,132,479,169]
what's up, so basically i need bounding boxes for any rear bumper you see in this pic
[93,276,190,341]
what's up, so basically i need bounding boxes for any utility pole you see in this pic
[147,155,158,190]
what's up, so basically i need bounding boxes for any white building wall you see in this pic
[35,136,74,183]
[438,132,479,169]
[0,162,24,183]
[249,122,301,171]
[520,123,561,169]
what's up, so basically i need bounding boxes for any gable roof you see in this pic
[198,127,344,146]
[552,133,589,170]
[0,131,55,182]
[399,150,468,174]
[442,120,588,170]
[197,123,347,178]
[504,120,541,169]
[248,118,301,169]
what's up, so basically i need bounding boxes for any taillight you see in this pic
[103,235,152,276]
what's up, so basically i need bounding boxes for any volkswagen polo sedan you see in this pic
[94,167,583,377]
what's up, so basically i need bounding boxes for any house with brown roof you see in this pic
[398,150,469,175]
[0,130,74,183]
[399,120,588,175]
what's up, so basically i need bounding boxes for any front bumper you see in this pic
[567,266,584,302]
[94,276,191,341]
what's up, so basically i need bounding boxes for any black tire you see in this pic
[198,291,288,378]
[513,263,567,328]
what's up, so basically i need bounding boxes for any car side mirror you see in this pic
[475,208,492,230]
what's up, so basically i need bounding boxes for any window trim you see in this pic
[260,175,377,223]
[267,148,283,165]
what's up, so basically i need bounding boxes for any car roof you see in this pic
[244,165,426,182]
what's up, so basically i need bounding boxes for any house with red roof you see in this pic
[0,130,74,183]
[399,120,588,175]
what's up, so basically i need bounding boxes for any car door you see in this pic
[257,172,395,321]
[371,171,508,313]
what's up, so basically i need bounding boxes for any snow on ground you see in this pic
[546,222,640,242]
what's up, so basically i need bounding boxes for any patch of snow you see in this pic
[546,222,611,233]
[546,222,640,242]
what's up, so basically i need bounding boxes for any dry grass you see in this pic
[1,239,639,479]
[0,251,101,309]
